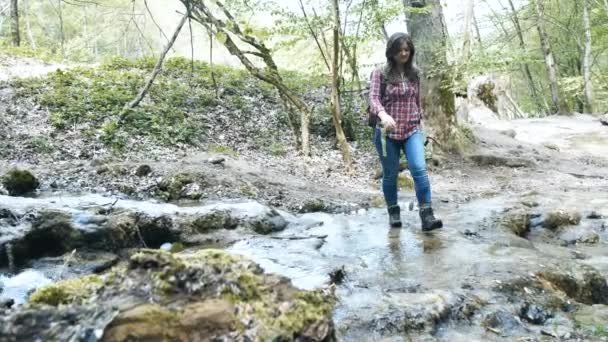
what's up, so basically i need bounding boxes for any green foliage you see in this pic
[8,57,283,151]
[265,142,288,156]
[208,144,238,156]
[27,136,54,154]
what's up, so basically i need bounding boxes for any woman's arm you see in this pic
[369,68,386,116]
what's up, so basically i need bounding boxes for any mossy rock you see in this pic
[247,209,288,234]
[501,210,531,237]
[543,210,582,230]
[158,172,207,201]
[99,211,178,249]
[186,210,239,234]
[29,275,103,306]
[7,210,82,266]
[18,249,336,341]
[300,198,327,213]
[368,195,385,208]
[1,169,40,196]
[539,266,608,305]
[398,173,414,190]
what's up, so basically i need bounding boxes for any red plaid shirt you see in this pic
[369,68,422,140]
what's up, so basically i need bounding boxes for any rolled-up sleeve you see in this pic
[369,68,385,116]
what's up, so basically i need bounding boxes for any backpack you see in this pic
[365,70,387,128]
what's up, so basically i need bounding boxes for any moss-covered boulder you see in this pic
[300,198,327,213]
[2,249,336,341]
[501,209,531,237]
[95,211,179,249]
[542,210,582,230]
[4,210,82,267]
[186,210,240,233]
[158,172,208,201]
[539,266,608,305]
[247,209,288,234]
[1,168,40,196]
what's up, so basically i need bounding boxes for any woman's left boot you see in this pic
[419,205,442,231]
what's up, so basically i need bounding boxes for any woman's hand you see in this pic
[378,111,396,132]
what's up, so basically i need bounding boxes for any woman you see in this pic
[369,32,443,231]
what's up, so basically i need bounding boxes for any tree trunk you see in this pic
[10,0,19,47]
[472,7,483,51]
[186,0,312,156]
[462,0,474,61]
[507,0,544,114]
[403,0,462,151]
[531,0,569,115]
[582,0,594,113]
[58,0,65,59]
[331,0,353,170]
[118,13,188,122]
[23,0,35,49]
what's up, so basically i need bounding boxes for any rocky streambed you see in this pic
[0,114,607,341]
[1,183,607,341]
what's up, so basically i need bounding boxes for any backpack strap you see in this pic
[379,71,387,102]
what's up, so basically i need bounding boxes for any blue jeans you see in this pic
[374,129,432,207]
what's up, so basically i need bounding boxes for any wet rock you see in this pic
[371,292,463,334]
[539,266,608,305]
[522,200,539,208]
[29,251,119,276]
[1,298,14,309]
[587,211,603,219]
[500,129,516,138]
[135,164,152,177]
[482,310,522,333]
[158,172,208,201]
[452,295,485,321]
[97,211,179,250]
[6,210,82,266]
[600,114,608,126]
[519,303,552,324]
[2,250,336,341]
[180,182,203,200]
[300,198,327,213]
[208,156,225,165]
[185,210,240,233]
[247,209,288,234]
[573,304,608,328]
[0,207,18,226]
[469,154,534,168]
[559,227,600,245]
[502,210,531,237]
[542,314,576,339]
[1,169,40,196]
[542,209,582,230]
[328,266,346,285]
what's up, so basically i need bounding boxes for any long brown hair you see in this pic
[383,32,419,83]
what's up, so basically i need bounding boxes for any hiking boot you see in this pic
[388,205,402,228]
[420,206,443,231]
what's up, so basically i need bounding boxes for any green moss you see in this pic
[1,168,40,196]
[369,195,385,208]
[543,210,582,230]
[187,210,238,233]
[245,289,335,340]
[266,142,288,156]
[300,199,326,213]
[29,275,103,306]
[208,144,238,157]
[158,172,203,201]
